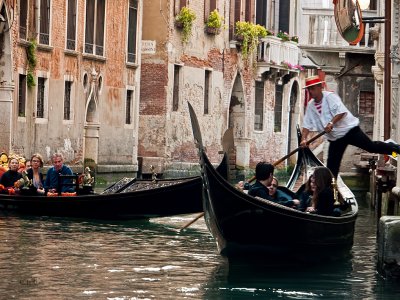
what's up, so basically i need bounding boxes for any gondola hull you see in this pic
[202,152,357,259]
[0,177,203,219]
[188,102,358,260]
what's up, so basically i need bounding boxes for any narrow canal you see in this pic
[0,190,400,299]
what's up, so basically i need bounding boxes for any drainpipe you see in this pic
[384,0,391,139]
[392,71,400,215]
[270,0,275,32]
[33,0,40,39]
[385,0,400,216]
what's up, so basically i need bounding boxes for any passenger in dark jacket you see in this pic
[305,167,335,216]
[297,174,315,212]
[269,177,300,208]
[0,158,22,188]
[248,162,274,200]
[44,153,74,193]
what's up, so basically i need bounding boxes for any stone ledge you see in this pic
[42,165,84,173]
[41,164,137,174]
[97,165,137,173]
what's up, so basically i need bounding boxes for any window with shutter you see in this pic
[127,0,138,63]
[66,0,77,50]
[39,0,51,45]
[19,0,28,40]
[85,0,106,56]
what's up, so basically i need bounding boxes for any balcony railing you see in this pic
[39,33,49,45]
[84,43,104,57]
[257,36,300,67]
[66,39,76,51]
[302,8,377,49]
[19,26,27,40]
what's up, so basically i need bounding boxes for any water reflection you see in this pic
[205,260,355,299]
[1,195,400,299]
[0,214,224,299]
[203,192,400,299]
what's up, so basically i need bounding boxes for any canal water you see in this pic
[1,192,400,299]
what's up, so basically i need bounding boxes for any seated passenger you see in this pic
[268,176,300,208]
[296,174,316,212]
[248,161,274,200]
[17,158,26,173]
[305,167,335,216]
[24,160,32,171]
[0,157,23,188]
[27,154,45,195]
[44,153,74,193]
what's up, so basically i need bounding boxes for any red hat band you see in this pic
[304,75,324,89]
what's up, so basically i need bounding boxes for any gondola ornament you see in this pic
[150,165,158,183]
[332,177,340,206]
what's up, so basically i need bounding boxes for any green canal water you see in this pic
[0,177,400,299]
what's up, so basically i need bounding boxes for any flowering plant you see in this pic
[277,31,290,41]
[206,9,223,29]
[292,64,304,71]
[175,6,196,43]
[291,35,299,43]
[235,21,268,59]
[281,61,304,71]
[205,9,223,34]
[281,61,293,69]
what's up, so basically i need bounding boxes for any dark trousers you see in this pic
[327,126,396,177]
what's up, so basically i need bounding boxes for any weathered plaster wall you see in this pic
[139,1,303,174]
[8,0,142,172]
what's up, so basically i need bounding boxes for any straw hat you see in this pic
[304,75,324,89]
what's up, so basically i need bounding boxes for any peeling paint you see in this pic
[45,146,51,161]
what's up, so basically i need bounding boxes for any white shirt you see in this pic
[303,91,359,141]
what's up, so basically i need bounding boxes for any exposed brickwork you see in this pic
[181,55,212,68]
[140,63,168,115]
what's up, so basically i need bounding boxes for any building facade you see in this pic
[0,0,142,173]
[140,0,303,176]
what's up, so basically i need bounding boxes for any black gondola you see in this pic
[188,102,358,260]
[0,176,205,219]
[0,127,233,220]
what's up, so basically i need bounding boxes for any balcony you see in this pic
[300,8,378,53]
[256,36,301,80]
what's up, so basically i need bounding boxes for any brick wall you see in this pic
[140,63,168,115]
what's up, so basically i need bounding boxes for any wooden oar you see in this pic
[180,213,205,231]
[180,131,325,231]
[246,130,326,183]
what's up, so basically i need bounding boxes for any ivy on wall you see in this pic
[26,39,37,87]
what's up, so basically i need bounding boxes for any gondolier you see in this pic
[300,75,400,177]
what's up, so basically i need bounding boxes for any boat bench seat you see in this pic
[58,173,80,193]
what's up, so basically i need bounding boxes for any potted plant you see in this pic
[276,30,290,42]
[175,6,196,43]
[290,35,299,43]
[235,21,268,59]
[205,9,223,35]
